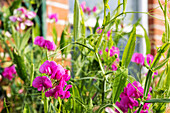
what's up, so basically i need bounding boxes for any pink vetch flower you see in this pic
[80,1,86,12]
[112,62,118,71]
[24,20,34,26]
[17,7,27,14]
[51,64,65,80]
[45,84,72,99]
[48,13,58,22]
[17,17,23,22]
[131,53,145,65]
[18,89,24,94]
[32,76,52,91]
[39,60,58,75]
[115,81,151,113]
[96,27,102,34]
[25,11,36,19]
[107,30,111,39]
[9,16,17,22]
[145,54,154,66]
[92,6,97,12]
[86,7,91,15]
[106,46,120,57]
[42,40,56,51]
[99,50,103,55]
[2,65,16,81]
[34,36,45,47]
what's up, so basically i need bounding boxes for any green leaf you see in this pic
[112,67,128,103]
[93,17,100,34]
[30,63,34,86]
[144,69,153,98]
[60,30,66,56]
[3,98,9,113]
[23,104,30,113]
[20,28,31,51]
[145,99,170,103]
[72,83,82,113]
[73,0,80,41]
[164,63,170,94]
[122,26,136,68]
[153,58,169,71]
[13,50,27,82]
[52,26,58,45]
[139,24,151,54]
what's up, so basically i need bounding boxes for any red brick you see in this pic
[47,0,68,4]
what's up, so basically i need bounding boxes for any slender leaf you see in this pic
[23,104,30,113]
[140,24,151,54]
[145,99,170,103]
[112,67,128,103]
[52,26,58,45]
[73,0,80,41]
[20,29,31,51]
[13,50,27,82]
[122,26,136,68]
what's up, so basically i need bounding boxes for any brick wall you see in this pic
[46,0,71,67]
[148,0,170,56]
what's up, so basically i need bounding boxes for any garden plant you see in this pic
[0,0,170,113]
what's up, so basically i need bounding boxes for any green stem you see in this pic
[43,92,48,113]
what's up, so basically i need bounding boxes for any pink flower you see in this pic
[39,60,58,75]
[131,53,145,65]
[42,40,56,51]
[86,7,91,15]
[18,89,24,94]
[96,27,102,34]
[32,76,52,91]
[60,85,72,99]
[92,6,97,12]
[48,13,58,22]
[25,11,36,19]
[115,81,151,113]
[106,46,120,57]
[2,65,16,80]
[99,50,103,55]
[24,20,34,26]
[80,1,86,12]
[51,64,65,80]
[34,36,45,47]
[145,54,154,66]
[17,7,27,14]
[9,16,17,22]
[107,30,111,38]
[112,63,117,71]
[17,17,23,22]
[45,84,72,99]
[45,85,64,98]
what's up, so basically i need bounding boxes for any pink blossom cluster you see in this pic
[131,53,154,67]
[32,60,72,99]
[80,1,97,15]
[48,13,58,22]
[99,46,120,71]
[2,65,16,80]
[115,81,151,113]
[9,7,36,30]
[34,36,56,51]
